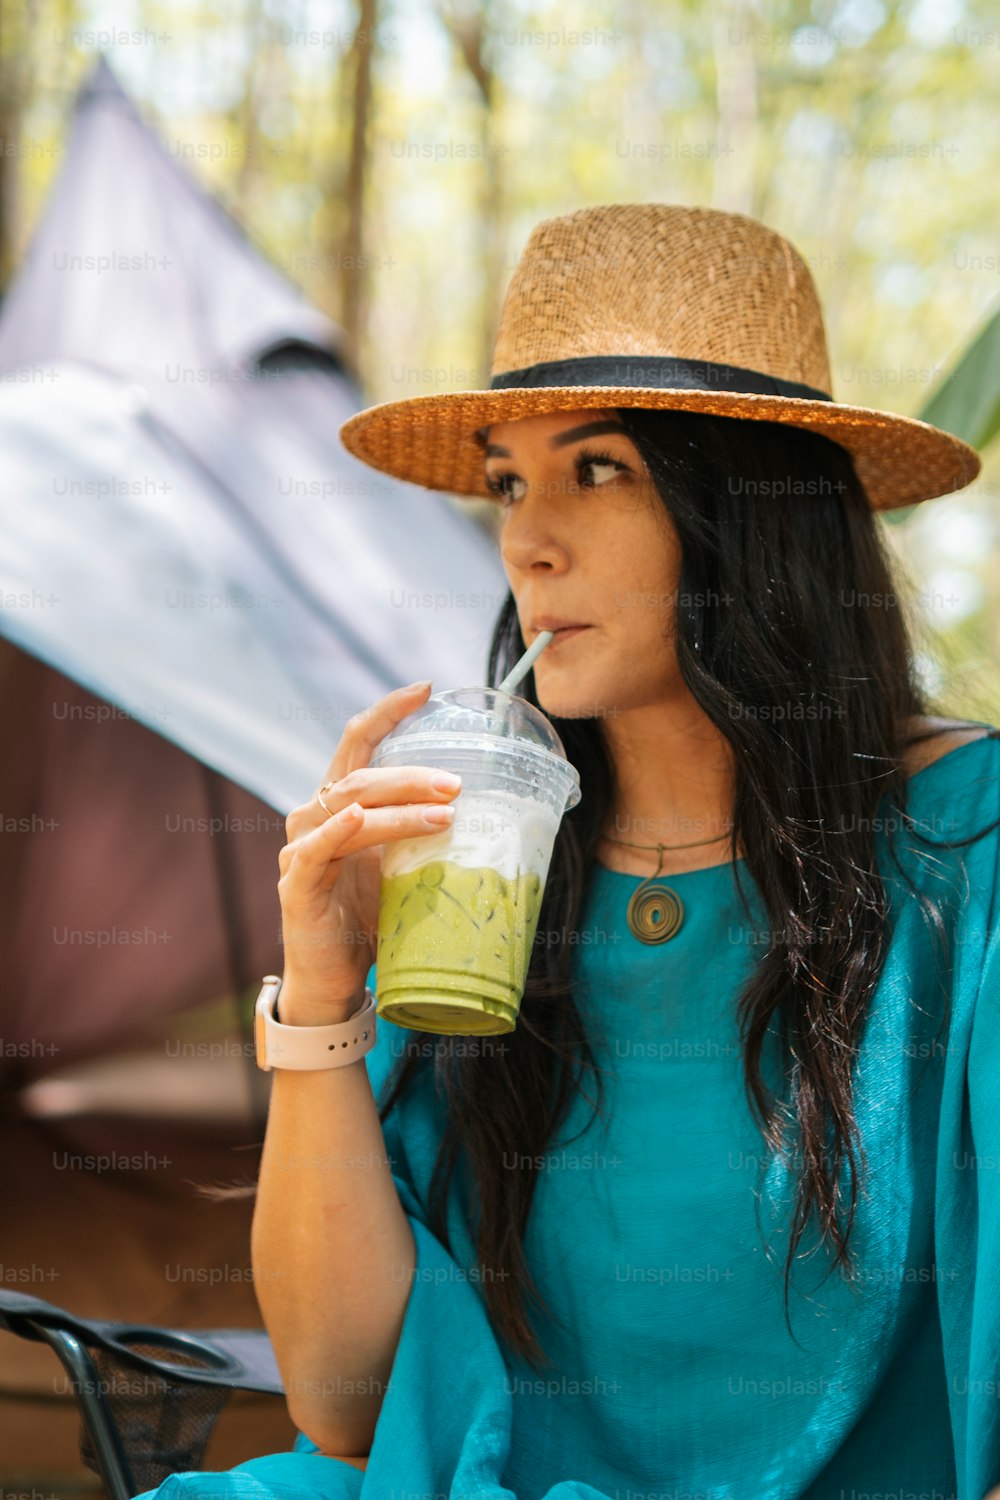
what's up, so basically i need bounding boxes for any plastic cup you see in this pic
[368,686,582,1035]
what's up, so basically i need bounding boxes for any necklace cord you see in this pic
[600,829,734,852]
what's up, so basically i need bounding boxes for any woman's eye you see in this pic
[484,451,628,508]
[576,456,625,490]
[484,473,526,507]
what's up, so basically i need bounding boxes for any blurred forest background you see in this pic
[0,0,997,716]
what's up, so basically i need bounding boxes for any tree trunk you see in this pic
[341,0,377,367]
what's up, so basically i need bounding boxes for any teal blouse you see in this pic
[142,730,1000,1500]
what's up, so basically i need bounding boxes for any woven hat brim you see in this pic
[338,386,982,512]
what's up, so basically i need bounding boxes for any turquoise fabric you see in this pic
[137,732,1000,1500]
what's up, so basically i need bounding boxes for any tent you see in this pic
[0,55,509,1085]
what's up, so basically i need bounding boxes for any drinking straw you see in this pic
[489,629,555,733]
[498,629,555,695]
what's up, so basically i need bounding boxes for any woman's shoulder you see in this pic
[895,716,1000,861]
[898,714,1000,780]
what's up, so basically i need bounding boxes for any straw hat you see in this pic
[338,202,981,512]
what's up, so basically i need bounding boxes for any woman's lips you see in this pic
[547,625,591,647]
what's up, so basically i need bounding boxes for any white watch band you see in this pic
[254,974,377,1072]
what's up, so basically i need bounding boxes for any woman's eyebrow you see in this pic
[475,418,628,459]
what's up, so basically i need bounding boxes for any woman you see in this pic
[141,205,1000,1499]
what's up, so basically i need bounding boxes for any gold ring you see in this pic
[316,782,336,816]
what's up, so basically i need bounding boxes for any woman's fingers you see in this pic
[285,681,433,841]
[281,797,456,885]
[332,680,433,782]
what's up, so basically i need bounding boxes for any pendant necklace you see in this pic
[598,826,736,944]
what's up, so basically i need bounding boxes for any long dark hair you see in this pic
[374,407,999,1373]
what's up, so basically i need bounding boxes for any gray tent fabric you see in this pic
[0,57,339,378]
[0,55,508,816]
[0,635,289,1085]
[0,57,509,1086]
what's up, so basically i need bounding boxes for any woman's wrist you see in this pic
[276,980,369,1029]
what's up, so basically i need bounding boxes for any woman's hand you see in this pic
[277,681,462,1025]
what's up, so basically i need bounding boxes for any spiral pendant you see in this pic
[626,877,684,944]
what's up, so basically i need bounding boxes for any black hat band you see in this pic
[489,353,833,403]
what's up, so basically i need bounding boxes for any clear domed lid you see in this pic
[378,687,567,754]
[370,686,581,809]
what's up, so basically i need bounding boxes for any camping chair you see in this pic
[0,1288,286,1499]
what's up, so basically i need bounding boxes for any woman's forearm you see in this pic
[250,1029,416,1456]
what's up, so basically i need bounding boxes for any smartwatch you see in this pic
[254,974,377,1072]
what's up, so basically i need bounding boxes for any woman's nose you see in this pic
[499,479,573,571]
[500,517,569,573]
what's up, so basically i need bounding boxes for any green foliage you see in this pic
[918,303,1000,454]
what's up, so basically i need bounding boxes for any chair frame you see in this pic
[0,1291,284,1500]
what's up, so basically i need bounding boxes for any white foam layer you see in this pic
[381,787,561,882]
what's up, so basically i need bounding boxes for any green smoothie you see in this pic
[374,858,545,1034]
